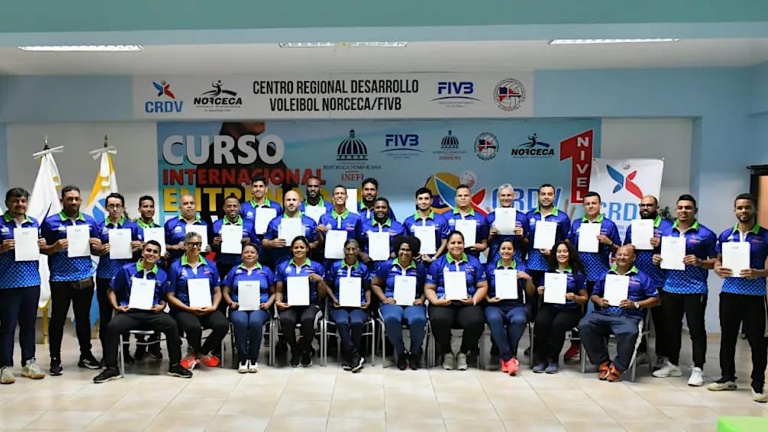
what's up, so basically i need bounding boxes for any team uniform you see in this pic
[486,207,529,264]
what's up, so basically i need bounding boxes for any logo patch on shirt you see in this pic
[0,227,9,235]
[58,226,66,231]
[174,226,182,233]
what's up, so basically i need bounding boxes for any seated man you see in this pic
[93,241,193,383]
[578,245,660,382]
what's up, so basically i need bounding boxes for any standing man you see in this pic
[359,178,395,220]
[568,192,621,290]
[263,190,318,267]
[709,193,768,403]
[359,197,405,266]
[300,176,332,223]
[164,194,212,263]
[651,194,717,387]
[317,185,364,260]
[241,175,283,222]
[487,184,529,264]
[0,188,47,383]
[403,187,450,265]
[40,185,102,376]
[133,195,164,360]
[446,184,488,259]
[212,195,255,280]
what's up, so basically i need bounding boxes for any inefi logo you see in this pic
[433,130,466,161]
[432,81,480,108]
[382,134,422,159]
[474,133,499,161]
[494,78,526,112]
[607,165,643,199]
[324,130,382,176]
[510,133,555,158]
[145,80,183,113]
[193,80,243,112]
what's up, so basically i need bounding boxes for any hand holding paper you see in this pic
[533,221,557,250]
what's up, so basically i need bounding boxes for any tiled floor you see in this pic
[1,326,767,432]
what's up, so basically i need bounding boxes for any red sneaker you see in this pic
[564,342,580,361]
[200,355,220,368]
[180,354,197,371]
[507,358,519,376]
[501,359,509,373]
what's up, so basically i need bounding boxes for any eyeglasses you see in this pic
[186,242,203,248]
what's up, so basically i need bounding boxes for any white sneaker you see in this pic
[688,367,705,387]
[707,379,737,391]
[248,360,259,373]
[456,353,468,371]
[652,361,683,378]
[237,359,249,374]
[443,352,455,370]
[653,355,668,371]
[752,384,768,403]
[0,366,15,384]
[21,359,45,380]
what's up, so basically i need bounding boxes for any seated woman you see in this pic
[484,239,535,375]
[166,232,229,370]
[275,236,328,367]
[325,239,371,372]
[425,231,488,370]
[371,235,427,370]
[533,241,588,374]
[223,243,275,373]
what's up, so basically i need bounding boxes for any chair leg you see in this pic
[380,321,387,369]
[370,320,376,367]
[528,323,535,367]
[579,342,587,374]
[118,334,125,378]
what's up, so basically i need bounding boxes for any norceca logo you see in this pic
[194,80,243,110]
[145,80,183,113]
[510,133,554,158]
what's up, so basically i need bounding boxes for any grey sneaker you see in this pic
[442,352,455,370]
[21,359,45,380]
[532,363,547,373]
[456,353,468,371]
[0,366,15,384]
[752,383,768,403]
[707,378,737,391]
[545,362,560,374]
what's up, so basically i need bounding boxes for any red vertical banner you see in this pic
[559,129,594,204]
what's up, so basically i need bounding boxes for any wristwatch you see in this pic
[633,301,640,309]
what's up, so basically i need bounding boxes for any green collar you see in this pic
[238,262,262,270]
[609,265,639,275]
[395,259,417,270]
[137,219,156,229]
[177,212,201,223]
[3,212,32,224]
[106,215,126,227]
[414,210,435,221]
[331,208,350,219]
[59,211,85,222]
[288,258,312,268]
[453,207,475,216]
[304,196,326,207]
[446,253,469,264]
[341,260,360,270]
[557,265,573,273]
[181,254,208,267]
[732,223,761,235]
[535,206,559,216]
[372,218,392,227]
[136,260,159,275]
[282,211,304,219]
[672,219,700,231]
[653,215,662,228]
[496,259,517,269]
[250,197,272,207]
[582,213,604,223]
[224,216,243,226]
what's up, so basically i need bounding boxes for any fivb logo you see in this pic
[382,134,421,159]
[433,82,480,101]
[607,165,643,199]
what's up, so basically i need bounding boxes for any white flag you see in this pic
[28,152,63,307]
[84,149,118,223]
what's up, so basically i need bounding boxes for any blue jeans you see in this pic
[329,308,368,360]
[379,304,427,356]
[229,309,270,360]
[579,311,642,372]
[485,302,529,361]
[0,286,40,367]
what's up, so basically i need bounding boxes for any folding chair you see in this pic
[324,302,377,367]
[579,312,652,382]
[270,305,326,366]
[118,330,165,377]
[376,313,430,368]
[228,319,273,368]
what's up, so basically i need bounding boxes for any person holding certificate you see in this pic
[94,193,142,362]
[709,193,768,402]
[222,243,275,373]
[240,174,283,223]
[166,232,228,370]
[325,239,371,373]
[0,188,46,384]
[317,185,363,261]
[579,245,660,382]
[402,187,450,265]
[263,190,318,267]
[360,198,405,267]
[425,231,488,371]
[568,192,620,290]
[92,241,192,383]
[371,236,428,370]
[212,195,255,283]
[484,239,535,375]
[445,185,488,259]
[164,194,212,263]
[299,176,333,221]
[487,184,529,264]
[275,236,328,367]
[651,195,717,387]
[40,185,102,376]
[532,241,588,374]
[358,178,396,221]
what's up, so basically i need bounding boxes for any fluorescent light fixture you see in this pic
[18,45,144,52]
[279,41,408,48]
[549,39,680,45]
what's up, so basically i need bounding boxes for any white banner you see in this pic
[588,158,664,238]
[132,73,534,119]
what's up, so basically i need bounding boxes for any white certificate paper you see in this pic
[604,274,629,307]
[494,269,518,300]
[220,225,244,255]
[444,271,468,300]
[128,277,155,310]
[345,189,358,214]
[368,231,391,261]
[631,219,655,250]
[66,225,90,258]
[533,221,557,250]
[394,275,416,306]
[455,219,477,247]
[722,242,751,277]
[109,229,133,260]
[238,280,261,311]
[339,277,362,307]
[324,230,347,259]
[494,208,517,235]
[578,223,601,254]
[186,225,208,250]
[544,272,568,305]
[187,278,212,308]
[142,227,166,256]
[660,236,686,270]
[287,276,310,306]
[13,227,39,262]
[279,218,304,244]
[305,205,326,223]
[254,208,277,235]
[412,225,436,255]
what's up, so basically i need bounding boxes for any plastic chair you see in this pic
[376,313,430,368]
[270,304,326,367]
[324,302,377,366]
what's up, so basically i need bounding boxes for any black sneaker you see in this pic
[290,350,301,368]
[409,352,422,371]
[93,367,121,384]
[134,345,147,361]
[78,354,102,370]
[148,346,163,361]
[123,351,136,366]
[301,350,313,367]
[342,357,353,371]
[167,363,193,379]
[49,357,63,376]
[396,353,408,371]
[351,355,364,373]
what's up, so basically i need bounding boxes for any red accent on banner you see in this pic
[559,130,594,204]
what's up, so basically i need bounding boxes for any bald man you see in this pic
[263,190,319,267]
[164,194,212,263]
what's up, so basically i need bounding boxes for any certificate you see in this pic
[324,230,347,259]
[287,276,310,306]
[722,242,750,277]
[368,231,391,261]
[533,221,557,250]
[13,227,39,262]
[660,236,686,270]
[454,219,476,247]
[494,269,518,300]
[339,277,362,307]
[66,225,90,258]
[543,272,568,305]
[305,205,326,223]
[254,208,277,235]
[142,227,166,256]
[237,280,261,311]
[412,225,436,255]
[128,277,155,310]
[577,223,601,254]
[279,218,304,244]
[630,219,655,250]
[494,208,517,235]
[444,271,468,300]
[186,225,208,250]
[108,229,133,260]
[394,276,416,306]
[345,189,358,214]
[604,274,629,307]
[187,278,212,308]
[220,225,243,255]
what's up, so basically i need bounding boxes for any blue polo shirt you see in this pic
[427,253,487,299]
[593,265,657,318]
[624,215,672,288]
[569,214,621,281]
[360,217,405,257]
[134,218,162,261]
[300,198,333,221]
[526,207,571,271]
[374,258,427,299]
[546,267,587,310]
[96,217,141,280]
[223,263,274,304]
[318,208,363,242]
[213,216,257,267]
[486,259,529,307]
[358,201,397,221]
[240,198,283,222]
[0,213,41,289]
[717,224,768,296]
[110,261,169,307]
[326,260,371,304]
[446,208,489,259]
[264,212,318,266]
[164,215,212,262]
[41,211,100,282]
[276,258,325,304]
[167,255,220,308]
[402,211,450,256]
[486,207,529,264]
[661,220,718,295]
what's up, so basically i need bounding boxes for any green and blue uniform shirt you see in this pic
[593,266,657,319]
[660,220,717,295]
[96,216,141,279]
[426,253,487,300]
[360,217,405,258]
[223,262,274,304]
[326,259,371,304]
[0,213,41,289]
[110,261,169,308]
[374,258,427,300]
[402,211,450,257]
[716,224,768,296]
[485,259,529,307]
[525,207,571,271]
[167,255,220,308]
[623,215,673,288]
[264,212,318,266]
[568,214,621,281]
[212,216,256,267]
[486,207,529,264]
[163,214,212,262]
[41,211,100,282]
[275,258,325,304]
[446,208,489,259]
